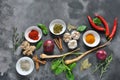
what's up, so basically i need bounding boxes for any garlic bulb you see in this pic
[71,30,80,40]
[68,40,77,49]
[63,33,71,42]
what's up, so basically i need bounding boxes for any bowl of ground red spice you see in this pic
[83,30,100,47]
[24,26,42,43]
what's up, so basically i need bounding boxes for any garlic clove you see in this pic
[63,33,72,42]
[71,30,80,40]
[68,40,77,49]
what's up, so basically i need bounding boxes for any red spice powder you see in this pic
[29,30,39,40]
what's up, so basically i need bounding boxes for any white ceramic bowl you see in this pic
[16,57,34,76]
[83,30,100,47]
[24,26,42,43]
[49,19,66,35]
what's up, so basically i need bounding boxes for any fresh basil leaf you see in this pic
[51,59,61,70]
[66,70,75,80]
[77,25,87,32]
[93,18,102,25]
[68,63,76,70]
[54,64,66,75]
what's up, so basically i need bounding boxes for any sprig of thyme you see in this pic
[12,27,24,52]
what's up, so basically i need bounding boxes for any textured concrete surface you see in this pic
[0,0,120,80]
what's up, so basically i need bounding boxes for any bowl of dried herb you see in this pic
[49,19,66,35]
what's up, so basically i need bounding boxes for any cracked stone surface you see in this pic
[0,0,120,80]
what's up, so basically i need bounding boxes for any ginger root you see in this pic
[21,41,36,56]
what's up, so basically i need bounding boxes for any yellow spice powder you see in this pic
[85,34,95,44]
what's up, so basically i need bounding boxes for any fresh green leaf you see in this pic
[51,56,76,80]
[43,30,48,35]
[36,40,43,50]
[51,59,61,70]
[68,63,76,70]
[54,64,66,75]
[37,24,48,35]
[77,25,87,32]
[66,70,75,80]
[37,24,47,30]
[93,18,102,25]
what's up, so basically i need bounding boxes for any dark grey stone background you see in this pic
[0,0,120,80]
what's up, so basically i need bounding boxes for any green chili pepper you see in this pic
[43,30,48,35]
[36,40,43,50]
[37,24,48,35]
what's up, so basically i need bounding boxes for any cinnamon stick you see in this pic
[54,39,61,50]
[59,37,63,50]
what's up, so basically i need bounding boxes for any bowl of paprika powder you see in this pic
[25,26,42,43]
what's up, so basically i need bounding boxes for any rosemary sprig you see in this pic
[12,27,24,52]
[93,54,113,78]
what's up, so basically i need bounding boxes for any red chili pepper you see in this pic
[109,18,118,39]
[87,16,105,31]
[96,15,110,37]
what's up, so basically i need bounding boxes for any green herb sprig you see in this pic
[93,54,113,78]
[51,56,76,80]
[12,27,24,52]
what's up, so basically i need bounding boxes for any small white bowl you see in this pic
[24,26,42,43]
[83,30,100,47]
[16,57,34,76]
[49,19,66,35]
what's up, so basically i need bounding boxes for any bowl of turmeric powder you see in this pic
[83,30,100,47]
